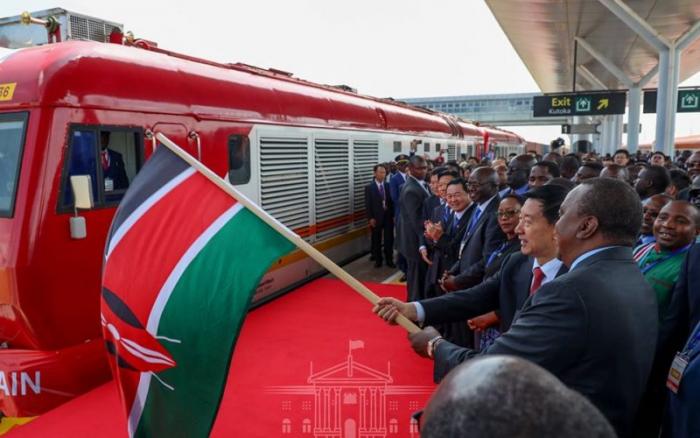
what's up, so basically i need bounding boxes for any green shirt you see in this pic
[635,243,689,320]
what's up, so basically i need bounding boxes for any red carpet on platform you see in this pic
[12,279,435,437]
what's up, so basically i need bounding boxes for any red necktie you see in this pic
[101,150,109,171]
[530,266,545,295]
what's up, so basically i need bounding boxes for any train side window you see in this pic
[393,141,401,153]
[228,135,250,185]
[100,130,141,204]
[423,143,430,152]
[61,127,143,210]
[435,144,440,152]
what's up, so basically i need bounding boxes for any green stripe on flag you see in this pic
[135,208,294,437]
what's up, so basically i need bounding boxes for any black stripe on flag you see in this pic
[105,340,138,371]
[107,146,190,246]
[102,287,145,329]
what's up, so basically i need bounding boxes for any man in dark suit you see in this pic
[377,178,657,438]
[499,154,535,198]
[390,155,409,273]
[661,242,700,357]
[389,155,409,223]
[397,156,430,301]
[100,131,129,191]
[635,165,671,201]
[375,184,568,348]
[422,175,469,299]
[442,167,504,292]
[417,170,445,267]
[364,164,394,268]
[422,170,443,223]
[658,242,700,437]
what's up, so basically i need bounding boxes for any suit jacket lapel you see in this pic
[455,204,476,250]
[516,260,567,318]
[555,264,569,277]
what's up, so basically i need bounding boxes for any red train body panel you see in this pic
[0,40,527,415]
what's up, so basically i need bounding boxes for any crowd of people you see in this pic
[364,146,700,437]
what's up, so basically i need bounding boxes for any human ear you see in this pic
[576,216,599,239]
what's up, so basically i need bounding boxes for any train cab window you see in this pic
[60,127,143,210]
[0,112,28,218]
[393,141,402,153]
[228,135,250,185]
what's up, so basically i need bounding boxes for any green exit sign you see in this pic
[643,89,700,113]
[533,92,626,117]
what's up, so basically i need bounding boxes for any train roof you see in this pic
[480,125,525,144]
[0,41,479,137]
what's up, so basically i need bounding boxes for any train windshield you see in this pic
[0,112,28,218]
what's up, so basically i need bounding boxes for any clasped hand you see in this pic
[423,220,444,241]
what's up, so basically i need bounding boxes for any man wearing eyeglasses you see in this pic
[440,167,504,296]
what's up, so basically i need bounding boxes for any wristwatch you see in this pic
[427,335,444,359]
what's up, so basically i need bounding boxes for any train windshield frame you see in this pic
[0,111,28,218]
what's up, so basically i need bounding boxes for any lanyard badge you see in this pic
[667,329,700,394]
[667,354,688,394]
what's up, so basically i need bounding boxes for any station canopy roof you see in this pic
[485,0,700,93]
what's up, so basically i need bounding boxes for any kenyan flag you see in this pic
[101,145,294,437]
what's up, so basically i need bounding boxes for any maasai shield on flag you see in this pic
[101,143,294,437]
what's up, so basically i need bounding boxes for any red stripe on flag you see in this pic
[103,172,236,327]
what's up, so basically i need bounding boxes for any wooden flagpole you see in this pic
[156,133,420,334]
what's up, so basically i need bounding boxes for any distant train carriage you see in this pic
[482,126,526,158]
[638,134,700,153]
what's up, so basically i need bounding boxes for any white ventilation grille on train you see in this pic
[352,140,379,227]
[69,15,110,42]
[259,137,311,240]
[447,143,456,161]
[314,139,350,241]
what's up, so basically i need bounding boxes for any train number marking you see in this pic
[0,83,16,101]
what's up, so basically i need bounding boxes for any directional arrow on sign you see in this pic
[597,98,609,110]
[681,94,699,109]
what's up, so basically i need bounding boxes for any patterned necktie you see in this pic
[530,266,545,294]
[378,182,385,200]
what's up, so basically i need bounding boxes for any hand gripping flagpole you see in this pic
[156,133,421,334]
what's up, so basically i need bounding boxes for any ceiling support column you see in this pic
[597,0,700,158]
[655,47,680,154]
[627,87,641,153]
[575,36,656,153]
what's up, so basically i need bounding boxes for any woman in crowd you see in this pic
[467,194,524,350]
